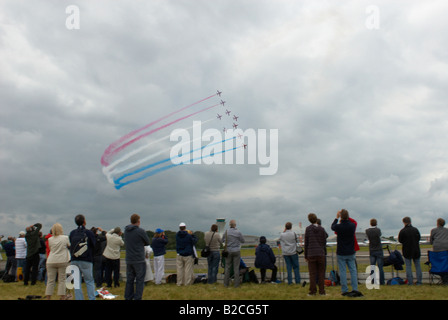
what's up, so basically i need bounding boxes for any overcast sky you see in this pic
[1,0,448,240]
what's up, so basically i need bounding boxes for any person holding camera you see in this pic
[151,228,168,285]
[24,223,42,286]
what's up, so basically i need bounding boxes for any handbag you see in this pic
[201,231,215,257]
[295,232,304,255]
[221,231,228,258]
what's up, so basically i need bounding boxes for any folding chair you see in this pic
[426,250,448,285]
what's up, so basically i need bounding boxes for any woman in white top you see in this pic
[45,223,71,300]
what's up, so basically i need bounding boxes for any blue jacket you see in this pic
[176,231,197,257]
[255,243,276,269]
[151,236,168,256]
[3,241,15,257]
[331,218,356,256]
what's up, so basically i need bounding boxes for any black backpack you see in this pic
[71,228,89,259]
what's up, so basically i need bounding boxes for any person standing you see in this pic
[430,218,448,252]
[15,231,27,281]
[151,228,168,285]
[69,214,96,300]
[305,213,327,295]
[365,219,385,285]
[331,209,362,297]
[176,222,198,286]
[398,216,422,285]
[102,227,124,288]
[124,213,150,300]
[37,232,47,282]
[45,223,70,300]
[3,237,17,280]
[223,219,245,288]
[24,223,42,286]
[91,227,107,288]
[279,222,301,284]
[204,224,222,284]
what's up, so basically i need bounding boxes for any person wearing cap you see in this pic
[151,228,168,285]
[176,222,198,286]
[102,227,124,288]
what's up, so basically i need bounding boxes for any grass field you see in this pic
[2,245,447,301]
[2,277,448,301]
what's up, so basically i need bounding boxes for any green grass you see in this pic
[3,245,445,301]
[2,278,448,301]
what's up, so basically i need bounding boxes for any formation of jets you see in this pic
[216,89,247,150]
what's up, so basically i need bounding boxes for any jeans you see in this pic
[207,251,220,284]
[369,250,385,285]
[337,254,358,293]
[404,257,422,285]
[16,258,26,281]
[283,254,301,284]
[71,260,96,300]
[37,253,46,281]
[125,262,146,300]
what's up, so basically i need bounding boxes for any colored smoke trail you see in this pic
[101,93,218,166]
[103,103,219,164]
[101,91,242,189]
[114,140,241,190]
[104,118,214,176]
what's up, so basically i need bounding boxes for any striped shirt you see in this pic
[15,237,27,259]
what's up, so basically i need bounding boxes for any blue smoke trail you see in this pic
[114,137,239,190]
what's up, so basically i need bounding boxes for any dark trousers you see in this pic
[260,266,278,282]
[4,256,17,278]
[104,257,120,287]
[93,255,105,287]
[307,255,326,295]
[125,262,146,300]
[24,253,40,285]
